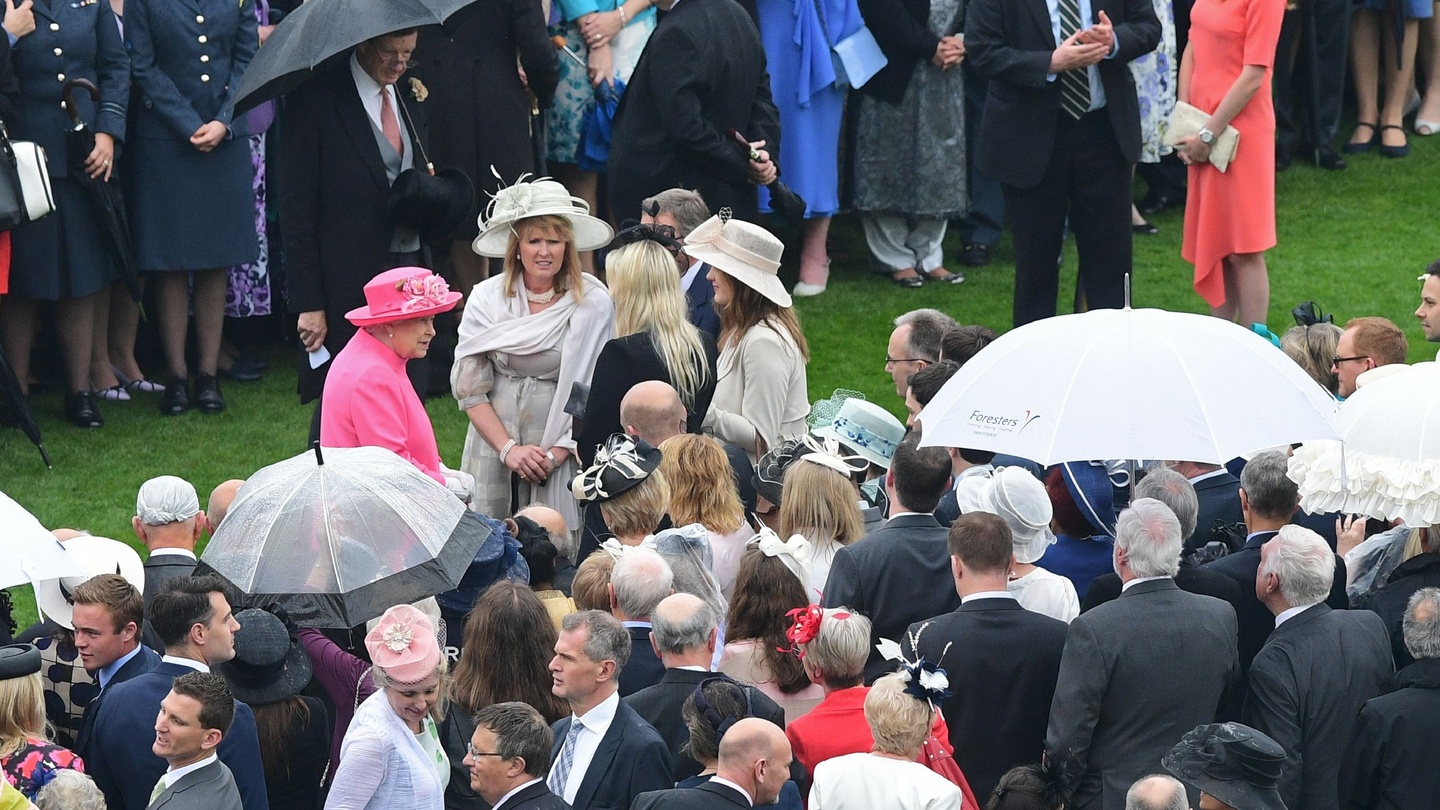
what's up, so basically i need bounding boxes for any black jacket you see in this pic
[1339,657,1440,810]
[856,0,944,105]
[624,668,786,781]
[608,0,780,223]
[550,699,673,810]
[1357,552,1440,669]
[1081,560,1243,616]
[903,598,1067,800]
[1188,472,1243,552]
[822,513,961,683]
[632,780,750,810]
[494,780,571,810]
[620,624,666,697]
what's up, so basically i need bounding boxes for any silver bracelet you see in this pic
[499,439,518,463]
[545,450,558,466]
[618,5,627,25]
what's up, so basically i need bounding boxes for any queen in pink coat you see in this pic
[320,267,462,485]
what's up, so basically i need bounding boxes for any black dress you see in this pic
[260,696,331,810]
[576,330,719,466]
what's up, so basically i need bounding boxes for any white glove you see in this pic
[440,465,474,504]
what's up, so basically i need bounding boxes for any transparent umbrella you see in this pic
[0,490,83,589]
[197,445,489,628]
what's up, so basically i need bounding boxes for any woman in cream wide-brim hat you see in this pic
[690,213,811,463]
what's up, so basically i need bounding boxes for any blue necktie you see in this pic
[546,719,583,799]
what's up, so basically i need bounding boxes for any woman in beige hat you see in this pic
[453,177,616,533]
[687,215,810,462]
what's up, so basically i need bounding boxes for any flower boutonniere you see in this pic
[409,77,428,103]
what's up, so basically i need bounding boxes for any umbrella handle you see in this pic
[62,78,100,129]
[726,127,762,161]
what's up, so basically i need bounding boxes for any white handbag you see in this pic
[13,140,55,222]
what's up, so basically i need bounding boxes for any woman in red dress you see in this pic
[1177,0,1285,327]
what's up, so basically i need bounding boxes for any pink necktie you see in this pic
[380,87,403,157]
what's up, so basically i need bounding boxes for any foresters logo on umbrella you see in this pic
[967,409,1042,436]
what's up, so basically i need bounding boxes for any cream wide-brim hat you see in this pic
[471,176,614,257]
[682,214,791,308]
[35,536,146,630]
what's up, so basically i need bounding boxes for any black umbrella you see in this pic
[229,0,484,116]
[62,79,143,308]
[727,127,807,226]
[0,342,51,469]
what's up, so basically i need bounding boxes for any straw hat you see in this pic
[682,213,790,307]
[345,267,462,327]
[34,536,146,630]
[472,175,614,257]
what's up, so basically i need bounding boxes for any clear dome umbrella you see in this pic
[197,445,490,629]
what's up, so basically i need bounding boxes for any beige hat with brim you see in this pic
[34,536,146,630]
[472,176,614,258]
[682,214,791,308]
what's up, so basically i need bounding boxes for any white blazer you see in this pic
[324,691,444,810]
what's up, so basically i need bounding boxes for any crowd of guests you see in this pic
[3,253,1440,810]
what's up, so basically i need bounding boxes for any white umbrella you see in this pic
[1288,362,1440,526]
[917,307,1342,465]
[0,490,85,589]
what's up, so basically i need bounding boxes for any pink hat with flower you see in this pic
[364,604,442,683]
[345,267,462,327]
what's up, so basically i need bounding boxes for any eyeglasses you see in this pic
[375,53,419,69]
[464,742,505,759]
[885,355,925,367]
[1331,355,1370,367]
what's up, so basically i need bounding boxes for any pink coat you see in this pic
[320,327,445,483]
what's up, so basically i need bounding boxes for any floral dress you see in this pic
[1130,0,1178,163]
[1,739,85,801]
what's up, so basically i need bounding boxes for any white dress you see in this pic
[1009,567,1080,623]
[810,753,961,810]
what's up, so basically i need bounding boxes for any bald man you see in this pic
[631,718,794,809]
[620,381,689,449]
[1124,775,1187,810]
[206,480,245,535]
[517,505,576,595]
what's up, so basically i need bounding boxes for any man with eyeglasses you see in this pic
[1332,316,1408,398]
[885,309,958,398]
[464,702,569,810]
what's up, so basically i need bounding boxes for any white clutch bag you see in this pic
[1166,100,1240,172]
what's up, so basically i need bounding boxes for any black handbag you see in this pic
[0,120,55,230]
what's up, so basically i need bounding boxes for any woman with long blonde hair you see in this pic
[0,645,84,801]
[577,230,718,466]
[780,456,866,597]
[659,434,750,596]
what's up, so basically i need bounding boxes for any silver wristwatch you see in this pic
[1198,127,1216,145]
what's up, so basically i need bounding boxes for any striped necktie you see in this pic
[1057,0,1092,119]
[546,719,583,799]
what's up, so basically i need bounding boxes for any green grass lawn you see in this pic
[4,135,1438,628]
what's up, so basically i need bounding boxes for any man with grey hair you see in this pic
[1123,775,1187,810]
[463,702,563,810]
[1341,587,1440,809]
[641,188,718,338]
[133,475,204,609]
[886,309,959,397]
[1167,460,1243,553]
[625,593,786,781]
[1205,450,1348,707]
[1047,498,1239,810]
[1082,469,1243,613]
[1245,525,1392,810]
[610,548,674,697]
[516,505,576,596]
[548,610,672,809]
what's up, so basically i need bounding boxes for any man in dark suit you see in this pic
[903,512,1067,801]
[640,188,720,339]
[547,610,673,809]
[1047,499,1239,810]
[148,673,244,810]
[966,0,1160,327]
[282,29,432,407]
[626,594,787,781]
[1081,468,1243,614]
[132,476,203,610]
[632,718,794,810]
[1244,526,1393,810]
[824,433,960,683]
[68,574,160,760]
[1203,451,1347,712]
[87,576,269,810]
[609,548,673,697]
[1170,461,1244,553]
[607,0,781,224]
[464,702,570,810]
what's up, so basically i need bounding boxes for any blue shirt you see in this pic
[1042,0,1120,111]
[97,644,143,690]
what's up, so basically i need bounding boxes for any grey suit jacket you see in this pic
[1046,578,1239,810]
[147,758,243,810]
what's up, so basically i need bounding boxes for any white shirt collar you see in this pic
[350,52,388,97]
[961,590,1015,604]
[709,776,753,806]
[680,261,704,295]
[1187,469,1229,484]
[573,689,620,734]
[622,620,652,629]
[491,778,544,810]
[676,665,710,671]
[161,655,210,673]
[887,511,926,522]
[163,753,218,789]
[1121,575,1170,592]
[97,644,143,688]
[1275,602,1322,627]
[148,548,197,560]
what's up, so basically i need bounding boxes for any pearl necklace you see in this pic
[526,286,558,304]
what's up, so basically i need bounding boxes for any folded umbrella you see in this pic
[576,77,624,173]
[727,128,807,226]
[0,345,49,468]
[62,79,142,309]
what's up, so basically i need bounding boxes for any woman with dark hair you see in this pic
[441,582,567,810]
[511,515,576,631]
[678,678,803,810]
[985,764,1066,810]
[719,545,824,721]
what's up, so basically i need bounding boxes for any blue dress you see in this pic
[1037,533,1116,601]
[755,0,863,217]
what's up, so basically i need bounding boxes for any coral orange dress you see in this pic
[1181,0,1285,307]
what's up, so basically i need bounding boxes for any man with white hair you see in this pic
[1340,587,1440,809]
[1123,775,1187,810]
[132,476,204,609]
[1244,525,1392,810]
[1046,499,1239,810]
[610,548,675,697]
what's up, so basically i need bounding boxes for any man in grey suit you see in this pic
[1244,526,1393,810]
[1047,499,1240,810]
[146,672,243,810]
